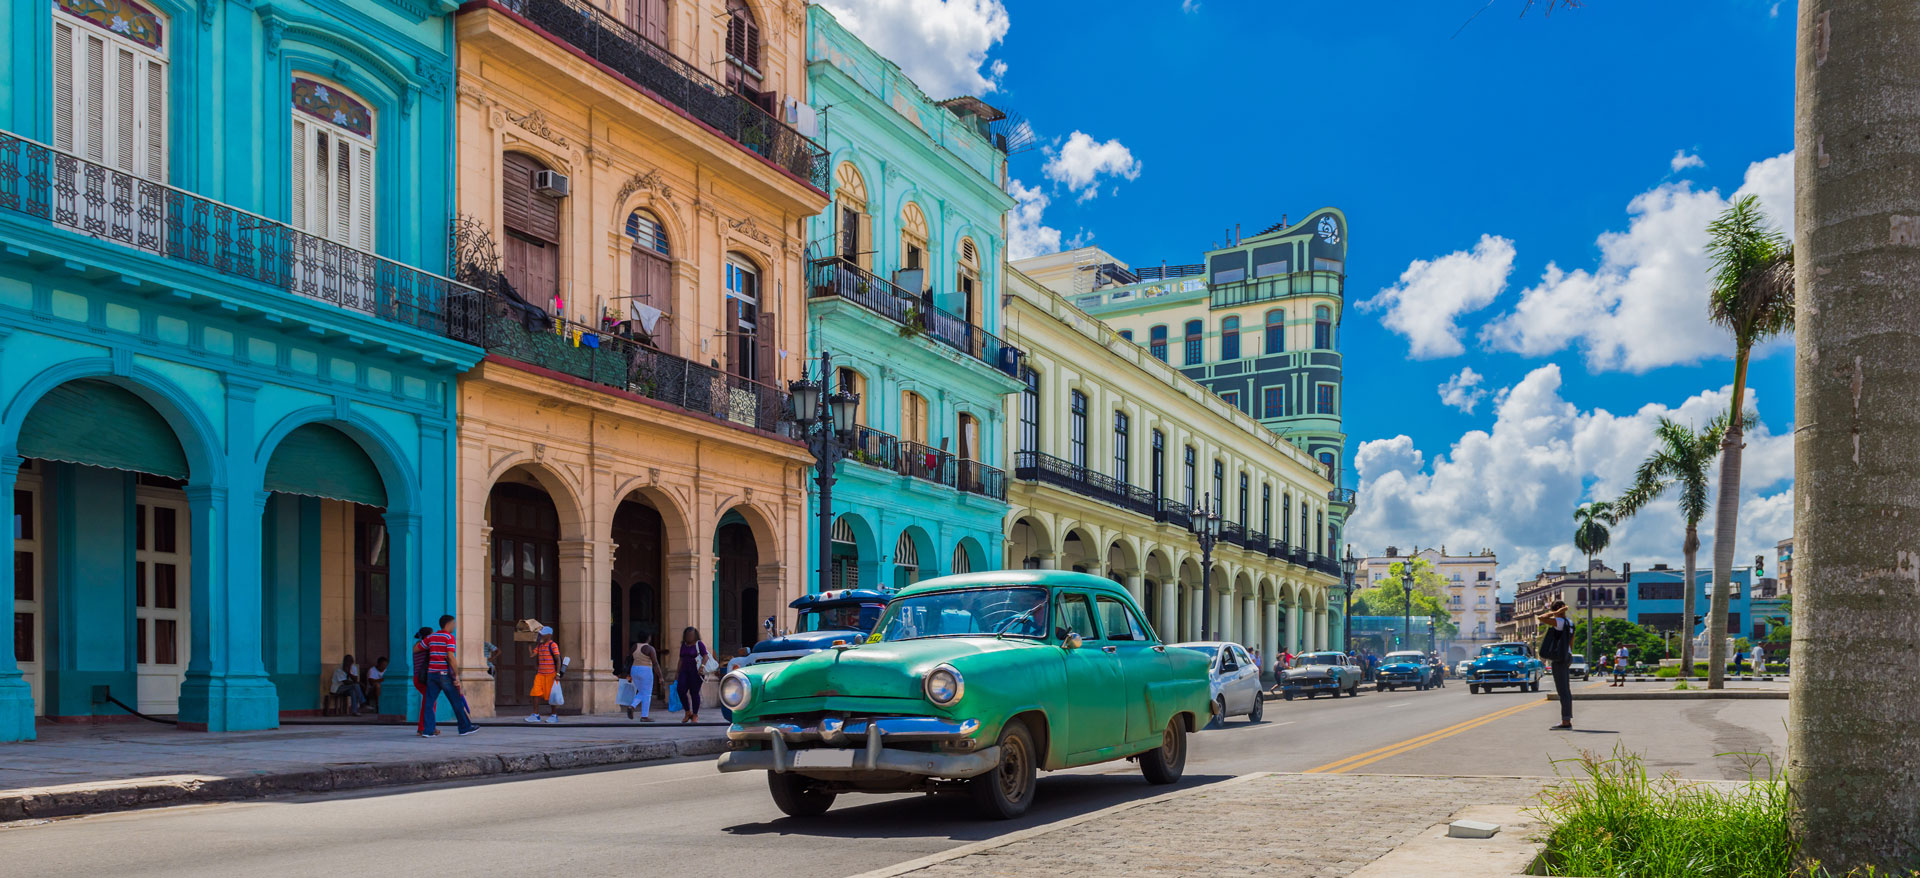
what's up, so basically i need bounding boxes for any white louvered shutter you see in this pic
[50,16,167,181]
[292,116,375,250]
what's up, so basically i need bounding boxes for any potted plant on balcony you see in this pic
[898,305,928,339]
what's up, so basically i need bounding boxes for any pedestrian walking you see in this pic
[422,614,478,737]
[626,633,658,721]
[527,626,561,724]
[1539,600,1575,730]
[1750,642,1766,676]
[1613,643,1629,686]
[411,627,433,735]
[676,626,712,723]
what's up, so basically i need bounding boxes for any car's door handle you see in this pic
[1102,646,1118,654]
[1151,645,1165,653]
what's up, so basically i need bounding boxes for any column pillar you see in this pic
[1315,607,1329,651]
[0,458,32,740]
[1158,578,1178,642]
[1241,595,1257,651]
[1186,585,1202,641]
[1285,600,1300,654]
[1124,572,1144,606]
[1216,587,1233,644]
[176,484,280,731]
[555,538,612,714]
[665,550,702,664]
[1261,601,1280,680]
[1034,552,1058,570]
[380,511,423,718]
[753,561,784,644]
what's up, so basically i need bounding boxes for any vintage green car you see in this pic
[715,571,1213,819]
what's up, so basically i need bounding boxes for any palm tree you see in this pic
[1702,194,1794,690]
[1613,416,1728,679]
[1571,501,1614,664]
[1791,2,1920,867]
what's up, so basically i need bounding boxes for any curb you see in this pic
[845,772,1274,878]
[1544,689,1786,701]
[0,735,729,822]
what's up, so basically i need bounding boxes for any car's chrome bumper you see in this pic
[717,744,1002,778]
[726,715,982,745]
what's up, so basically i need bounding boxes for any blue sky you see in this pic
[823,0,1798,586]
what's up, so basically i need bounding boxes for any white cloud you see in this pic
[818,0,1011,98]
[1006,178,1062,260]
[1362,235,1516,359]
[1438,368,1490,414]
[1477,151,1795,373]
[1182,0,1201,12]
[1043,132,1142,202]
[1671,149,1705,172]
[1346,364,1794,591]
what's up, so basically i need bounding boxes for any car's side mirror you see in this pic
[1063,632,1083,651]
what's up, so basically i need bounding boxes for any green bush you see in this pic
[1653,666,1680,678]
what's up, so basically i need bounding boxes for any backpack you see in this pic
[1538,620,1572,662]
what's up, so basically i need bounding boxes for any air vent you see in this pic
[532,169,570,198]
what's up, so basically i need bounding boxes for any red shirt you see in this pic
[425,631,456,674]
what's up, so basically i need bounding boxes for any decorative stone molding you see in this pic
[505,108,569,148]
[726,215,773,246]
[616,168,674,205]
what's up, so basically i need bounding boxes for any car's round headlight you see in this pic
[719,670,751,710]
[924,664,964,706]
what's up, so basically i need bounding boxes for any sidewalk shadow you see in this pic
[722,772,1235,841]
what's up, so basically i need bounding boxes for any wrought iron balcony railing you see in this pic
[1330,487,1358,505]
[1208,269,1345,308]
[838,427,1004,501]
[1310,554,1341,577]
[0,131,470,335]
[449,290,788,433]
[1156,498,1193,530]
[1246,529,1270,554]
[809,258,1023,377]
[1267,539,1291,560]
[1013,451,1157,518]
[957,459,1006,502]
[486,0,827,190]
[845,426,899,473]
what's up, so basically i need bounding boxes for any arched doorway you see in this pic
[611,498,665,674]
[489,481,559,708]
[714,513,760,657]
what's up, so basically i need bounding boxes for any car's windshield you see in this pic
[1570,654,1586,663]
[1385,652,1423,662]
[1299,653,1343,665]
[872,587,1049,642]
[1482,644,1527,656]
[800,603,883,633]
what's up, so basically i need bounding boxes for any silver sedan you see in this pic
[1169,641,1265,725]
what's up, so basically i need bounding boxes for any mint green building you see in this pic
[801,6,1022,592]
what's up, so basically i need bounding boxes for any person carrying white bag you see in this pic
[526,626,564,724]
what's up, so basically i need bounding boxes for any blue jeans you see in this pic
[422,672,475,735]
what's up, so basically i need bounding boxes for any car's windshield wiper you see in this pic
[993,611,1035,640]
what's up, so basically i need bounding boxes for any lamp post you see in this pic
[789,352,861,596]
[1341,545,1358,651]
[1189,492,1222,641]
[1400,546,1419,650]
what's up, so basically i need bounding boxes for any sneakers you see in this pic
[525,714,542,723]
[459,727,480,736]
[639,716,655,722]
[420,733,434,738]
[543,715,558,724]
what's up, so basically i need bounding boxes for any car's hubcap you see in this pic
[1162,723,1183,763]
[998,735,1030,800]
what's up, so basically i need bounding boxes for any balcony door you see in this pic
[503,152,563,309]
[290,77,377,310]
[627,0,667,48]
[50,0,169,245]
[134,486,189,715]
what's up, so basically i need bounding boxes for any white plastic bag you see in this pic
[548,681,565,706]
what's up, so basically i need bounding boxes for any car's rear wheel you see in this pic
[1139,717,1187,784]
[1209,697,1227,728]
[1282,692,1294,701]
[1249,694,1265,723]
[767,772,836,818]
[972,719,1037,819]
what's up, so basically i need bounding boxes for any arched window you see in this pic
[1315,305,1333,349]
[1183,319,1203,365]
[502,151,563,308]
[626,209,672,351]
[834,162,869,269]
[290,77,376,252]
[951,544,972,574]
[724,254,766,382]
[957,412,979,461]
[901,390,929,445]
[53,0,169,182]
[629,0,667,48]
[1149,325,1168,361]
[894,532,920,586]
[1577,587,1588,603]
[957,237,981,327]
[1221,316,1241,360]
[1265,310,1285,354]
[724,0,762,95]
[900,202,929,291]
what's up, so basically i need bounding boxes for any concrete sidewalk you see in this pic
[856,773,1552,878]
[1,716,728,821]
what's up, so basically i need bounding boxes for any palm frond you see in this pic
[1706,195,1796,349]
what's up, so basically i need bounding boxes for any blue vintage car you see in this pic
[743,589,893,668]
[1373,651,1434,692]
[1467,642,1544,694]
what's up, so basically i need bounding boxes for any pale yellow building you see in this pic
[1355,547,1502,662]
[449,0,829,715]
[1000,266,1343,670]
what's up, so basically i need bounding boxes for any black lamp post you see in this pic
[789,352,861,596]
[1341,545,1358,651]
[1189,492,1223,641]
[1400,545,1419,650]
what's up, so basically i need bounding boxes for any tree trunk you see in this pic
[1791,1,1920,868]
[1708,363,1745,690]
[1680,528,1697,678]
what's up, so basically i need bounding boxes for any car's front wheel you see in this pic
[1139,717,1187,784]
[767,772,836,817]
[1469,684,1480,694]
[972,719,1038,819]
[1208,697,1227,728]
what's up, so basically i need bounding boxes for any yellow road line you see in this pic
[1303,698,1544,774]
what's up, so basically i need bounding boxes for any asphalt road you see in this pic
[2,681,1786,878]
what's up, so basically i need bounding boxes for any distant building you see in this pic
[1776,537,1794,593]
[1625,564,1756,638]
[1353,546,1501,663]
[1513,561,1631,638]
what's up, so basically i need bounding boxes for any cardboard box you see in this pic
[512,618,544,642]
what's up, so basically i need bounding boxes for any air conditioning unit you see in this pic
[533,169,570,198]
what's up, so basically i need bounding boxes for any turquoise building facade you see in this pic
[0,0,475,739]
[802,6,1020,595]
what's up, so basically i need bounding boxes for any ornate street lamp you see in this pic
[1401,545,1419,651]
[1341,545,1358,651]
[789,352,860,596]
[1189,492,1222,641]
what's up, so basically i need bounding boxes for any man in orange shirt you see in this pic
[526,626,561,724]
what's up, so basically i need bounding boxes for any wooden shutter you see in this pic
[634,0,667,47]
[506,231,558,304]
[291,114,373,249]
[53,22,75,152]
[51,20,166,181]
[745,22,761,70]
[857,213,872,271]
[290,118,307,229]
[756,307,777,386]
[838,206,858,261]
[501,152,561,243]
